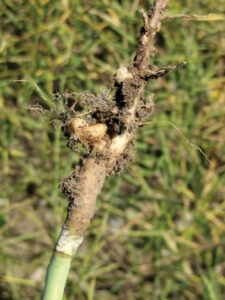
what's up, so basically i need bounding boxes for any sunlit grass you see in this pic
[0,0,225,299]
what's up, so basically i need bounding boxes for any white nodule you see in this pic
[115,66,133,83]
[110,132,130,154]
[55,227,83,256]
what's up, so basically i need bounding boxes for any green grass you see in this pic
[0,0,225,299]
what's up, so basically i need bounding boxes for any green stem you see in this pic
[42,252,72,300]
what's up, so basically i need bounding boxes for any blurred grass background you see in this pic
[0,0,225,299]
